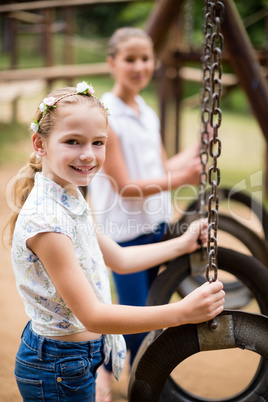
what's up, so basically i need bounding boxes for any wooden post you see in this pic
[265,14,268,196]
[146,0,185,150]
[156,63,169,146]
[221,0,268,142]
[63,9,74,62]
[221,0,268,196]
[146,0,185,53]
[62,7,75,86]
[9,16,18,121]
[43,8,54,90]
[9,16,18,69]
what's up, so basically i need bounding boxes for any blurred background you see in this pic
[1,1,268,401]
[0,0,267,190]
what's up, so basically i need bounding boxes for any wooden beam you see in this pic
[43,8,54,68]
[0,63,110,81]
[179,66,238,87]
[0,0,146,14]
[9,11,44,23]
[221,0,268,143]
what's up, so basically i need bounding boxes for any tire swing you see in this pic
[128,249,268,402]
[128,2,268,400]
[166,212,268,308]
[183,187,268,247]
[186,187,268,236]
[163,0,268,308]
[165,208,268,269]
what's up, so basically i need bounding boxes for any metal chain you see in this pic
[198,0,213,221]
[198,0,224,282]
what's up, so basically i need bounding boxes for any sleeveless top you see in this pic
[90,92,173,242]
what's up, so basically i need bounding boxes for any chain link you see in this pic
[198,0,224,282]
[198,1,213,220]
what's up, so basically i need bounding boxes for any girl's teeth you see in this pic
[77,167,90,171]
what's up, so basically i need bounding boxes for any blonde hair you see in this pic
[6,86,108,243]
[108,27,153,59]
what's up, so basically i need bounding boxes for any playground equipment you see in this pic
[128,1,268,400]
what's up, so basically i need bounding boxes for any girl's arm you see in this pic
[97,219,207,274]
[162,142,201,176]
[103,127,201,198]
[27,232,225,335]
[163,125,214,174]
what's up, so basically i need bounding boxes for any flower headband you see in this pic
[30,81,97,133]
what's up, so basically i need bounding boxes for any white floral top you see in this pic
[11,173,126,380]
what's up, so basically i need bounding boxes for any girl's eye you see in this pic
[93,141,104,146]
[67,139,78,145]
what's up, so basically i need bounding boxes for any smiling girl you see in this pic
[8,82,224,402]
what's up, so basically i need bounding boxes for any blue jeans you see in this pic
[105,222,167,371]
[15,321,104,401]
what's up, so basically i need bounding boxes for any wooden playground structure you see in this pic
[1,0,268,140]
[1,0,268,185]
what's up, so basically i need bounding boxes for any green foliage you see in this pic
[76,2,151,39]
[76,2,153,38]
[220,88,251,115]
[118,2,154,28]
[186,0,268,48]
[0,122,28,145]
[0,122,29,165]
[76,4,127,38]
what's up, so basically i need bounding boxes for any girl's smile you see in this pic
[71,166,95,172]
[33,104,107,196]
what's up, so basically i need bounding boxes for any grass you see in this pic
[0,122,30,166]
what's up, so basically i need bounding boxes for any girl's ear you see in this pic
[32,133,46,158]
[107,56,115,74]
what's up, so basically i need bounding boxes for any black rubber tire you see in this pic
[183,187,268,240]
[165,213,268,268]
[165,213,268,308]
[128,248,268,401]
[129,311,268,402]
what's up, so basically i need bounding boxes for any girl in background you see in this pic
[89,27,203,401]
[8,83,224,402]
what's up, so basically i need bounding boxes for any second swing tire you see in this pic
[128,247,268,401]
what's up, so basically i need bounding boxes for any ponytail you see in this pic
[6,152,42,244]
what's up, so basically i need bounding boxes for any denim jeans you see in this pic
[15,321,104,401]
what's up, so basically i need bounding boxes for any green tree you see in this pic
[76,2,153,38]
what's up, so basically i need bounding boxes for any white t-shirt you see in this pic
[90,92,173,242]
[12,173,126,380]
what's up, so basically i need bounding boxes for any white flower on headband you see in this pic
[76,81,95,95]
[30,120,39,133]
[102,102,111,117]
[39,102,46,113]
[39,96,56,116]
